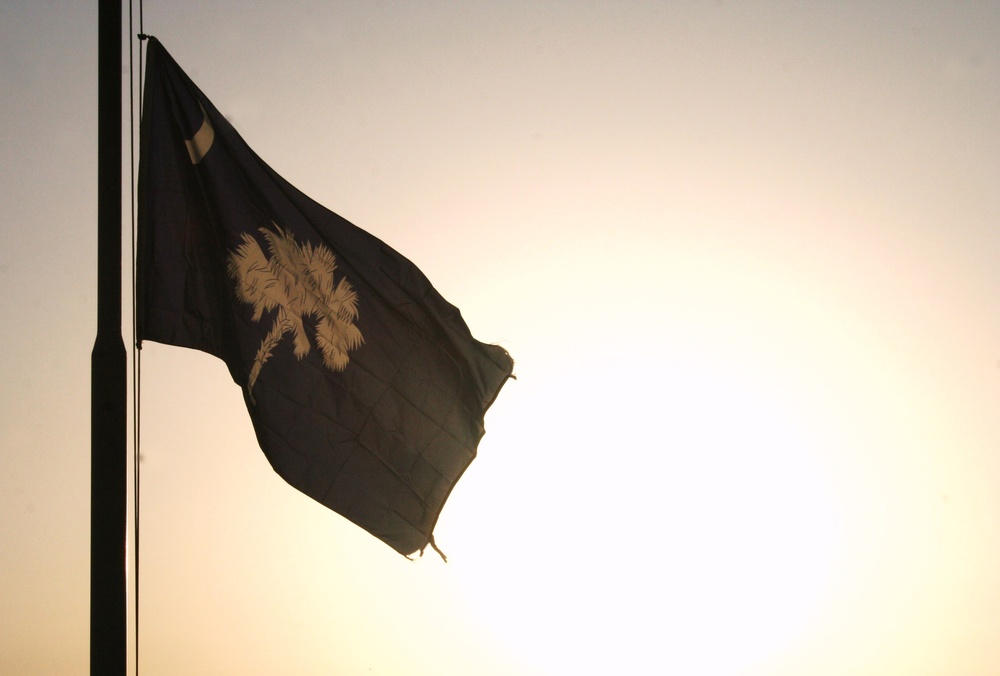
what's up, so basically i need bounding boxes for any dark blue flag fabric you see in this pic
[137,38,513,557]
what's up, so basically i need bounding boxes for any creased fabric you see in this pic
[137,38,513,556]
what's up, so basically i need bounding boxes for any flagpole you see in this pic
[92,0,127,673]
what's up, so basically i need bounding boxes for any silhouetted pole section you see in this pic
[92,0,127,673]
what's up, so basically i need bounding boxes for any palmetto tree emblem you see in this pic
[227,225,364,401]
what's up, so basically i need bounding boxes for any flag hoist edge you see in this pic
[137,38,514,557]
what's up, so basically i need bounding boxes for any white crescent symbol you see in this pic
[185,104,214,164]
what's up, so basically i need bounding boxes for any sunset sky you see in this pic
[2,1,999,674]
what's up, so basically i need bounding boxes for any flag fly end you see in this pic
[137,38,514,557]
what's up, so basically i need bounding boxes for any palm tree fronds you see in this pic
[227,225,365,400]
[315,315,364,372]
[227,233,278,321]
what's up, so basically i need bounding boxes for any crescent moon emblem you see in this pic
[185,104,215,164]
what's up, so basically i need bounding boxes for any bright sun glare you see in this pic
[445,242,849,674]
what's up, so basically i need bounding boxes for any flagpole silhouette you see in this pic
[92,0,127,673]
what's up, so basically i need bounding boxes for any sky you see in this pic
[2,1,999,674]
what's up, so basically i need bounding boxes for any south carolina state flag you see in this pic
[137,38,513,557]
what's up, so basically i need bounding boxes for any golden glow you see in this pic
[3,3,998,674]
[447,240,848,673]
[444,228,993,674]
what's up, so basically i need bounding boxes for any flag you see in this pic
[137,38,513,558]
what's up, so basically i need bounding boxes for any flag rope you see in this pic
[128,1,146,673]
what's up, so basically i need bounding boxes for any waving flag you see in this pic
[137,38,513,557]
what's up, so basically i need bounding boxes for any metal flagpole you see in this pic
[92,0,127,672]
